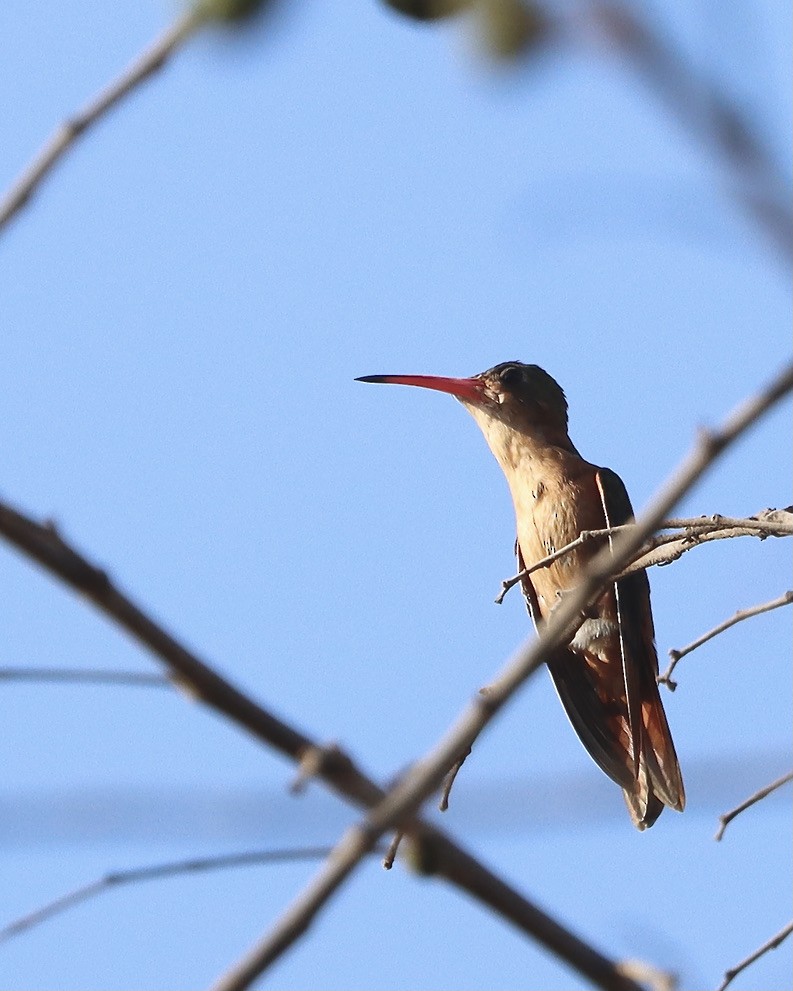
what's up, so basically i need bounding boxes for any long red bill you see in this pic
[355,373,484,403]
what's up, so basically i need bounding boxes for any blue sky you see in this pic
[1,1,790,989]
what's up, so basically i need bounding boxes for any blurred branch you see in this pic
[715,770,793,842]
[496,509,793,604]
[659,591,793,690]
[0,9,205,237]
[0,502,645,991]
[0,667,171,687]
[716,919,793,991]
[583,0,793,260]
[0,846,337,945]
[385,0,791,257]
[213,823,650,991]
[211,360,793,991]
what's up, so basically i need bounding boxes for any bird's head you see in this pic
[356,361,569,442]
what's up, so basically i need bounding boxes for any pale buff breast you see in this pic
[511,469,597,612]
[466,406,613,619]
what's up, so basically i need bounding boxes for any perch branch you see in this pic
[496,511,793,605]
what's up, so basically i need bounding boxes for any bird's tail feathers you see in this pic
[547,648,684,828]
[640,691,685,812]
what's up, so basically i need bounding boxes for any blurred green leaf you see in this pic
[193,0,272,23]
[382,0,472,22]
[476,0,548,60]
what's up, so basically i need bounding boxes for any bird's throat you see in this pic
[465,404,575,479]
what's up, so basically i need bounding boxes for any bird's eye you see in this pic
[498,365,523,388]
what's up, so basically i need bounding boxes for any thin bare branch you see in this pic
[0,666,170,687]
[716,920,793,991]
[0,514,643,987]
[621,514,793,577]
[439,745,472,811]
[382,831,404,871]
[660,591,793,689]
[496,511,793,604]
[0,8,204,236]
[495,524,626,603]
[662,511,793,532]
[212,361,793,991]
[0,846,336,945]
[715,771,793,842]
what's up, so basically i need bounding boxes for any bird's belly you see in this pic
[570,616,619,658]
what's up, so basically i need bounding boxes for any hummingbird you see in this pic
[357,361,684,828]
